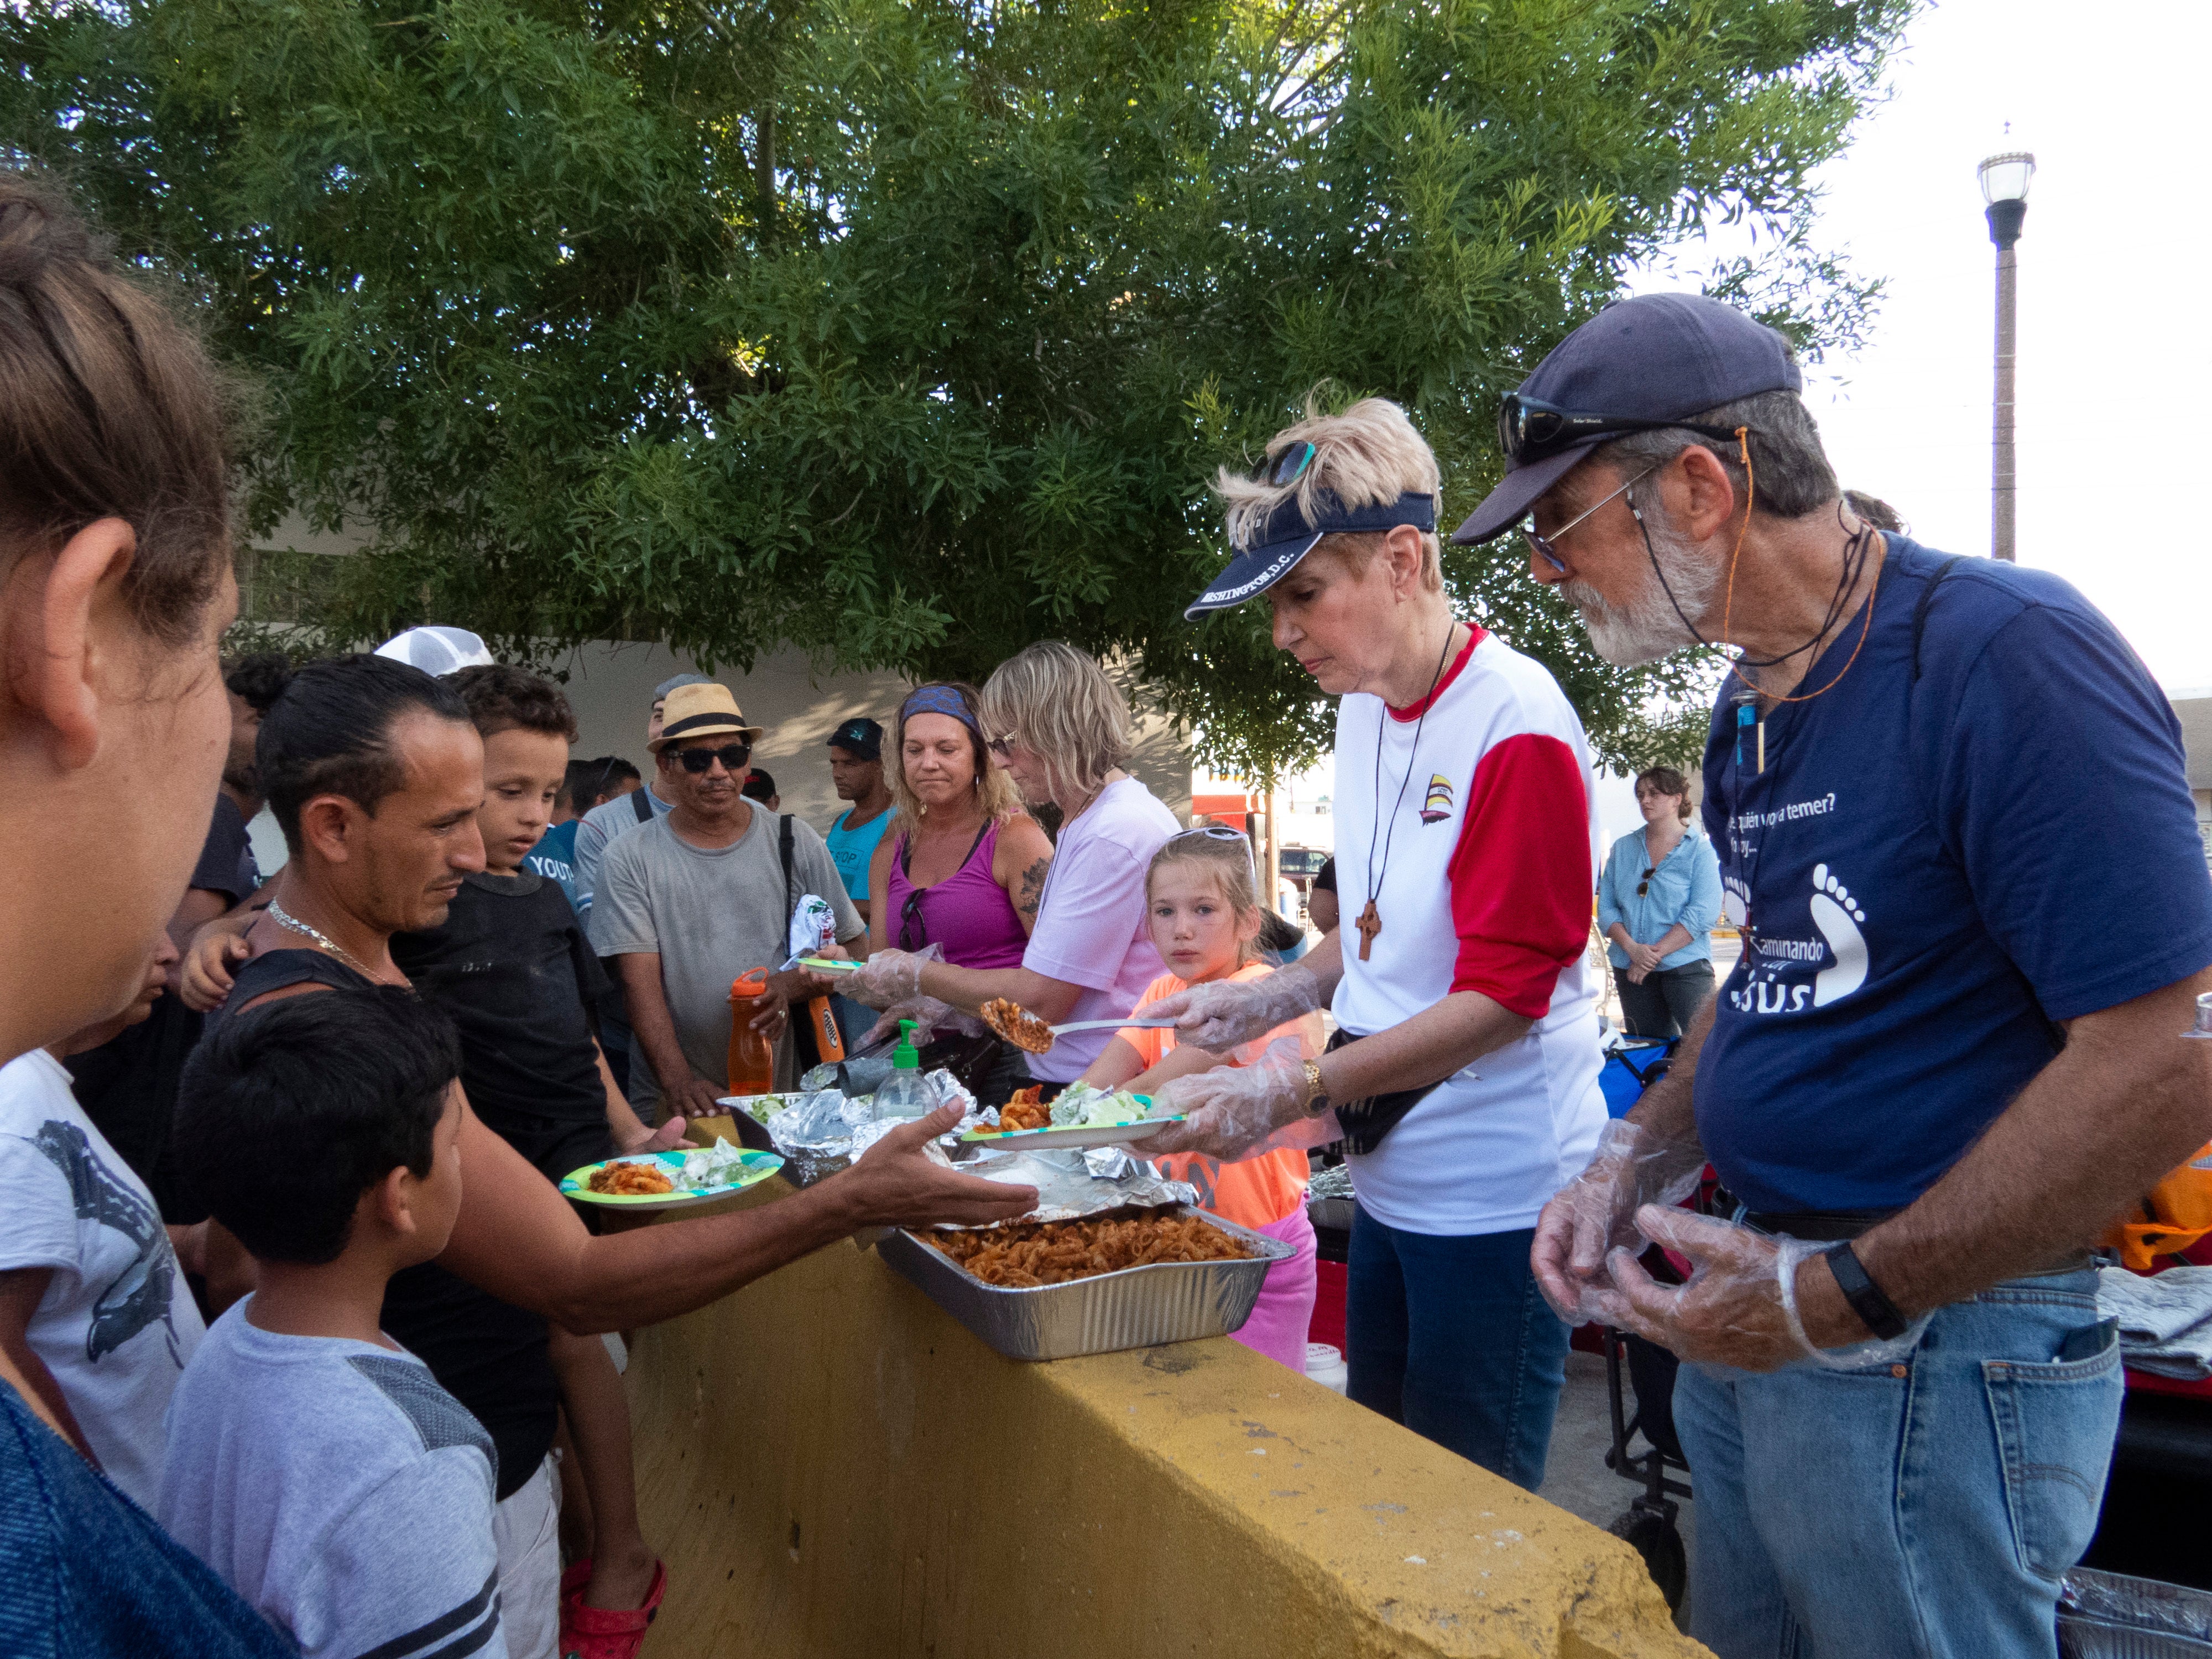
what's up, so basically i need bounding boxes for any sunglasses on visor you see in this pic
[1498,393,1746,467]
[1251,441,1318,488]
[675,743,752,774]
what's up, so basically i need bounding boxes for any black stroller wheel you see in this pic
[1613,1507,1687,1611]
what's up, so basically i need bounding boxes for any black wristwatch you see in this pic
[1823,1240,1909,1341]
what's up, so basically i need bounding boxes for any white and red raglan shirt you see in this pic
[1333,624,1606,1235]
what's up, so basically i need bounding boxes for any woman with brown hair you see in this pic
[1597,765,1722,1037]
[0,169,293,1653]
[863,683,1053,1100]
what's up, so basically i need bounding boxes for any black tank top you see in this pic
[215,948,559,1499]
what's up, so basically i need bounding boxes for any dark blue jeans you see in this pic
[1345,1205,1569,1489]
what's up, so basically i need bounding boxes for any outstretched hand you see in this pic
[179,928,249,1013]
[842,1103,1039,1229]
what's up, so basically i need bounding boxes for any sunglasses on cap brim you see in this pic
[1498,392,1746,467]
[674,742,752,774]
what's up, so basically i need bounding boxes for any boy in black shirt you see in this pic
[392,666,672,1657]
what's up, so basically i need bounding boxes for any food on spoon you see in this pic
[928,1213,1252,1287]
[980,997,1055,1054]
[587,1160,674,1196]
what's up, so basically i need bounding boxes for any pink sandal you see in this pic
[558,1558,666,1659]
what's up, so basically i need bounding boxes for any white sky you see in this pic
[1634,0,2212,690]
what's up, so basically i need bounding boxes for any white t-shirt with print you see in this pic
[0,1048,205,1507]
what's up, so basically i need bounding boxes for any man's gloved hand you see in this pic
[845,947,932,1010]
[1530,1119,1707,1324]
[1144,1039,1312,1161]
[1145,961,1321,1052]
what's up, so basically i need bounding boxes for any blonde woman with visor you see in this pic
[846,643,1180,1095]
[1144,397,1607,1490]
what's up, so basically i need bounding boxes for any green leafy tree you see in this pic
[3,0,1909,780]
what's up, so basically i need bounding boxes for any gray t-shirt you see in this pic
[158,1302,505,1659]
[588,808,862,1099]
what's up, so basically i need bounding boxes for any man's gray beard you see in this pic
[1559,521,1719,666]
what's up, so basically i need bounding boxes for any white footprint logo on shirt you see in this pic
[1808,864,1868,1006]
[1720,874,1750,930]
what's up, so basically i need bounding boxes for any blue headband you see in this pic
[900,685,982,738]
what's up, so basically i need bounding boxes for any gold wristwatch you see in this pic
[1301,1058,1329,1115]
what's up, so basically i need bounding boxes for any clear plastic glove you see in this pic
[845,944,939,1010]
[1144,1038,1311,1160]
[1583,1206,1928,1373]
[180,928,249,1013]
[1147,961,1321,1052]
[1530,1119,1707,1325]
[859,995,982,1050]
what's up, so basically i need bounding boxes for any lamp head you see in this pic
[1979,151,2035,249]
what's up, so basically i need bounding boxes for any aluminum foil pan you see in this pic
[877,1206,1293,1361]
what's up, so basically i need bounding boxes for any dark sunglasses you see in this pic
[675,743,752,774]
[1636,867,1656,897]
[1498,392,1744,467]
[899,889,928,952]
[1252,441,1317,488]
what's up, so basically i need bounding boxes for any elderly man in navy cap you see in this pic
[1474,294,2212,1656]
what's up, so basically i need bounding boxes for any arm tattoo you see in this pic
[1015,857,1050,919]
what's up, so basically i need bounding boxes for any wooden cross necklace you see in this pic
[1357,620,1460,961]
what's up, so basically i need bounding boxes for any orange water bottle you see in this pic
[726,968,775,1096]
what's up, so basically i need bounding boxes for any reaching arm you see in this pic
[166,888,233,956]
[917,961,1085,1024]
[1801,967,2212,1343]
[438,1100,1034,1332]
[1074,1035,1149,1092]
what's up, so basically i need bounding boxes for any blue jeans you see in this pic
[1345,1205,1568,1489]
[1675,1265,2121,1658]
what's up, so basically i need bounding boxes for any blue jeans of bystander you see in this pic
[1674,1264,2121,1658]
[1344,1205,1568,1489]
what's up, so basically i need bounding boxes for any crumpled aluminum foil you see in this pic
[920,1143,1196,1228]
[766,1074,988,1187]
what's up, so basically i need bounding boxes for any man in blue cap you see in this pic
[1490,294,2212,1655]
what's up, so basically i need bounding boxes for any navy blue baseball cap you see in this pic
[1185,488,1438,618]
[1451,294,1803,546]
[827,717,884,760]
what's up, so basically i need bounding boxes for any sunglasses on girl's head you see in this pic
[675,743,752,774]
[1497,392,1745,467]
[1170,825,1249,844]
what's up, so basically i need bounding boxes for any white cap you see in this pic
[373,626,495,677]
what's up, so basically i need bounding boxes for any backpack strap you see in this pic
[630,785,654,825]
[779,812,796,924]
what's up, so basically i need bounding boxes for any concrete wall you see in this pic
[623,1185,1707,1659]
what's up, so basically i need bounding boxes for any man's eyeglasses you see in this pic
[675,743,752,775]
[1498,393,1745,468]
[1252,441,1317,488]
[1521,466,1657,575]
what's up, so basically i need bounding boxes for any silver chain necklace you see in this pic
[266,900,388,984]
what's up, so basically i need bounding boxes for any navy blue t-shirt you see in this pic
[1696,536,2212,1213]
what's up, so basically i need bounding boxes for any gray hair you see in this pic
[1597,387,1838,520]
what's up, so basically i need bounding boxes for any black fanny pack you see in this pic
[1325,1029,1444,1156]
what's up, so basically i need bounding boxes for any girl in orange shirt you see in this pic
[1075,828,1322,1369]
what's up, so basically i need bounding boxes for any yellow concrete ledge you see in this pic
[627,1181,1708,1658]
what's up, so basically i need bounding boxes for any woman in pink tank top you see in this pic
[866,682,1053,973]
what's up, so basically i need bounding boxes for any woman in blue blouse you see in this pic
[1598,766,1723,1037]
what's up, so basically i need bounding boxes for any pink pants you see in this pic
[1229,1204,1319,1371]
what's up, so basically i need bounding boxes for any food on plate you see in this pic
[927,1214,1251,1287]
[980,997,1055,1055]
[1047,1082,1148,1129]
[994,1086,1053,1134]
[586,1160,675,1196]
[676,1139,752,1192]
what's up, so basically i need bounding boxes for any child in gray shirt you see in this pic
[159,987,505,1659]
